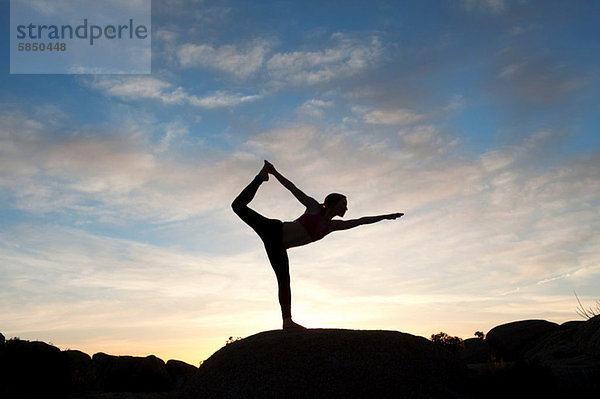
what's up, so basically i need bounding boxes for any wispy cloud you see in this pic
[0,107,251,222]
[177,39,272,78]
[174,33,384,90]
[491,47,586,108]
[363,108,425,126]
[297,99,335,118]
[463,0,506,14]
[266,34,383,87]
[187,91,262,108]
[87,76,261,108]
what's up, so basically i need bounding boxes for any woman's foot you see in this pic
[283,317,307,330]
[257,161,269,182]
[264,160,275,174]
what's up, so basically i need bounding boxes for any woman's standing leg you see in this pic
[264,242,304,329]
[264,242,292,320]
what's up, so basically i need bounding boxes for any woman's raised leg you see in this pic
[231,162,270,232]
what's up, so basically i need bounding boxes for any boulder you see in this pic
[486,320,558,362]
[460,338,492,364]
[560,320,584,331]
[2,339,69,398]
[182,329,471,399]
[64,349,94,393]
[92,352,172,392]
[0,333,5,359]
[166,359,198,389]
[575,315,600,358]
[524,329,583,365]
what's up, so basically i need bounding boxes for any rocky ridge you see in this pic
[1,316,598,398]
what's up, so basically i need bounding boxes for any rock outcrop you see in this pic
[0,336,197,397]
[166,359,198,389]
[2,317,598,398]
[93,352,172,393]
[469,318,600,398]
[64,349,94,393]
[575,315,600,358]
[460,337,492,364]
[1,339,70,398]
[485,319,559,361]
[182,328,471,399]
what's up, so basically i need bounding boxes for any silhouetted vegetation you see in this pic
[574,291,600,319]
[225,336,243,345]
[474,331,485,339]
[430,332,464,353]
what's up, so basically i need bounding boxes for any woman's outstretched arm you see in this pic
[330,213,403,231]
[266,161,320,210]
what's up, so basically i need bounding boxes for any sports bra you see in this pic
[297,212,331,242]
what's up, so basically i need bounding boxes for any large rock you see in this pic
[525,321,584,365]
[64,349,94,393]
[460,338,492,364]
[486,320,558,361]
[182,329,471,399]
[575,315,600,359]
[1,339,70,398]
[92,352,172,392]
[166,359,197,389]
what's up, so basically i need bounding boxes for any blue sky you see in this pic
[1,0,599,365]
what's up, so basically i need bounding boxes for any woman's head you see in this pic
[322,193,347,216]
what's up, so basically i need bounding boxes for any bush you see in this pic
[225,336,242,346]
[575,291,600,320]
[431,332,464,353]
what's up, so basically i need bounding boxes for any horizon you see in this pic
[1,0,599,366]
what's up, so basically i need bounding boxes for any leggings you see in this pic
[231,176,292,320]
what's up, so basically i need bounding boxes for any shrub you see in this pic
[574,291,600,320]
[430,332,464,353]
[225,336,242,346]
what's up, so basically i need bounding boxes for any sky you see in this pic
[1,0,599,366]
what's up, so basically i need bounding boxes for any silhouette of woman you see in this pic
[232,161,403,329]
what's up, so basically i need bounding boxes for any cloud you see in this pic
[187,91,262,108]
[177,40,272,78]
[90,76,183,103]
[490,47,585,107]
[0,107,255,223]
[363,108,425,126]
[463,0,506,14]
[297,99,335,118]
[156,122,189,153]
[88,76,261,108]
[174,33,384,90]
[266,34,384,87]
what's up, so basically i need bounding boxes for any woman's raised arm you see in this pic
[266,161,320,210]
[330,213,403,231]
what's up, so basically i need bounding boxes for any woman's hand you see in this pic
[386,213,404,220]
